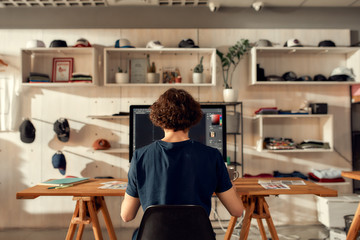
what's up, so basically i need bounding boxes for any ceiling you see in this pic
[1,0,360,8]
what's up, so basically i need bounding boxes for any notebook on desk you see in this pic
[39,177,90,186]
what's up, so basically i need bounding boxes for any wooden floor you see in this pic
[0,224,330,240]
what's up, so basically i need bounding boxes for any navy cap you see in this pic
[115,39,135,48]
[52,151,66,175]
[19,119,35,143]
[318,40,336,47]
[53,118,70,142]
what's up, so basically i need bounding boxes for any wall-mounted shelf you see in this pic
[104,48,216,86]
[253,114,334,152]
[21,47,99,86]
[250,47,360,85]
[87,115,129,120]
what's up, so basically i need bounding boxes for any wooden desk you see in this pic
[226,177,338,240]
[16,178,126,240]
[341,171,360,240]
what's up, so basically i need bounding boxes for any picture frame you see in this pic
[52,58,74,82]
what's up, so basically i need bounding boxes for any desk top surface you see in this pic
[16,178,127,199]
[16,177,337,200]
[342,171,360,181]
[232,177,337,197]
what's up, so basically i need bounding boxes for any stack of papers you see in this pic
[39,177,90,186]
[258,180,305,190]
[98,181,127,190]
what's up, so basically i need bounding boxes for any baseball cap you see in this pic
[50,40,68,48]
[52,151,66,175]
[282,71,297,81]
[318,40,336,47]
[314,74,327,81]
[178,39,199,48]
[53,118,70,142]
[146,40,164,49]
[297,75,313,81]
[92,139,111,150]
[26,39,45,48]
[19,119,36,143]
[329,66,356,81]
[74,38,91,47]
[115,39,135,48]
[284,38,303,47]
[255,39,272,47]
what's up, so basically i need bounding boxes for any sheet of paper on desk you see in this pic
[259,182,290,189]
[98,181,128,190]
[258,180,305,185]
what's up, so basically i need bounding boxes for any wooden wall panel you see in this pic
[0,28,354,229]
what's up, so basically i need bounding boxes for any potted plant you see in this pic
[216,39,251,102]
[193,56,204,84]
[146,54,160,83]
[115,67,129,83]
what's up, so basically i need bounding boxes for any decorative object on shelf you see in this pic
[146,54,160,83]
[92,138,111,150]
[216,39,251,102]
[115,67,129,83]
[175,68,182,83]
[52,58,74,82]
[130,58,147,83]
[193,56,204,84]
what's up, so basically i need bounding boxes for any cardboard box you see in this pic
[316,195,360,228]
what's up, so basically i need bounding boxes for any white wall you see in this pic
[0,28,353,229]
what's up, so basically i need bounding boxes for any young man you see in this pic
[121,88,244,238]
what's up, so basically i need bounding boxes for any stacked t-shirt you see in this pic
[70,72,92,83]
[308,168,345,182]
[28,72,50,83]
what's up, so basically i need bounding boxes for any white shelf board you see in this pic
[254,114,331,119]
[254,46,360,55]
[251,81,358,85]
[87,115,129,119]
[105,47,215,55]
[22,82,96,87]
[259,149,333,153]
[104,83,214,87]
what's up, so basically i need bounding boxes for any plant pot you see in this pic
[223,88,238,102]
[115,73,129,83]
[147,73,160,83]
[192,73,203,84]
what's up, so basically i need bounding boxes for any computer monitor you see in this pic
[129,105,227,162]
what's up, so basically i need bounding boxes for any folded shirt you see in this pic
[310,168,342,179]
[308,172,345,183]
[243,173,273,178]
[273,170,308,180]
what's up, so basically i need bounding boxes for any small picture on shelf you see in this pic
[52,58,74,83]
[129,59,147,83]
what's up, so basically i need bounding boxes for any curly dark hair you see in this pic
[149,88,203,131]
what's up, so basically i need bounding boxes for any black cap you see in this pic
[19,119,35,143]
[314,74,327,81]
[178,39,199,48]
[53,118,70,142]
[282,71,297,81]
[318,40,336,47]
[50,40,68,48]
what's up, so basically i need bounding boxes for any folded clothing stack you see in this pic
[28,72,50,83]
[273,170,308,180]
[308,168,345,182]
[70,72,92,83]
[243,173,273,178]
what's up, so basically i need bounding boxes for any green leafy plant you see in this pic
[194,56,204,73]
[147,54,156,73]
[216,39,251,89]
[118,67,123,73]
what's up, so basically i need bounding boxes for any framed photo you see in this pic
[129,58,147,83]
[52,58,74,82]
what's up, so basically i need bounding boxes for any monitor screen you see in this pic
[129,105,227,162]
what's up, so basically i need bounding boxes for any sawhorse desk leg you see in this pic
[347,202,360,240]
[224,196,279,240]
[65,196,117,240]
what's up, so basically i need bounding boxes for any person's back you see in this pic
[127,139,230,215]
[120,88,244,240]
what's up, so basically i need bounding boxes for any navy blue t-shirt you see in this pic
[126,140,232,216]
